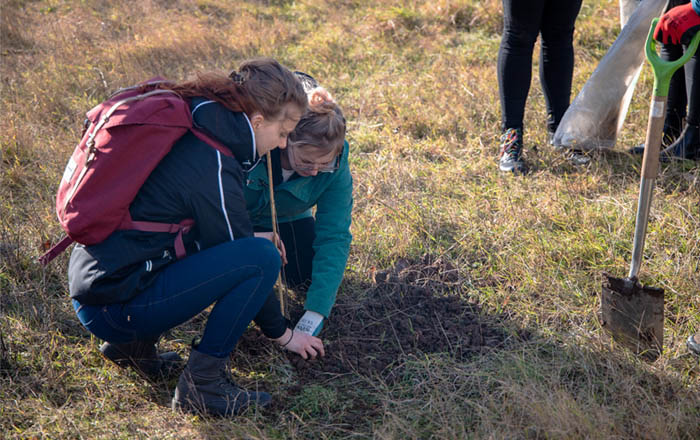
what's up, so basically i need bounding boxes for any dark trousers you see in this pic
[276,217,315,289]
[73,238,281,358]
[663,0,699,129]
[253,217,316,338]
[662,44,698,128]
[497,0,583,132]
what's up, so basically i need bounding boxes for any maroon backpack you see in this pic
[39,79,233,265]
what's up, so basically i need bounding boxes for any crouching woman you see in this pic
[246,72,353,348]
[67,58,322,417]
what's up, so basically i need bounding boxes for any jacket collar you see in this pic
[190,98,257,170]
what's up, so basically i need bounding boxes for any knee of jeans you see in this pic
[251,237,283,274]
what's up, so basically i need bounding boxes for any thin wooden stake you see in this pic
[266,151,286,317]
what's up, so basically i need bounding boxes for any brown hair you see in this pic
[288,87,346,154]
[148,58,307,120]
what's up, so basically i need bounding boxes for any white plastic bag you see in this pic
[620,0,645,26]
[553,0,667,150]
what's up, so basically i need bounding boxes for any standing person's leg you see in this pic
[539,0,587,164]
[658,0,699,160]
[663,43,688,138]
[629,43,687,154]
[663,51,700,159]
[630,0,688,155]
[539,0,582,135]
[683,54,699,127]
[497,0,545,172]
[498,0,545,131]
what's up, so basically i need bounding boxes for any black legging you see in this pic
[682,51,699,127]
[662,0,699,128]
[253,217,316,337]
[664,43,688,131]
[497,0,583,133]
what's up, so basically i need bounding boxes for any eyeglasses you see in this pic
[286,142,340,173]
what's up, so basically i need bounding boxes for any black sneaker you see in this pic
[498,128,526,173]
[629,125,681,155]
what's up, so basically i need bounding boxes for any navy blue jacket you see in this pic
[68,98,260,305]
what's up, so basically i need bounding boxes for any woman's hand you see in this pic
[254,231,287,265]
[274,328,325,360]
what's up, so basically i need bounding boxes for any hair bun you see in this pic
[229,71,246,85]
[308,87,336,113]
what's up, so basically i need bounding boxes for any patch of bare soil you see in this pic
[237,255,523,383]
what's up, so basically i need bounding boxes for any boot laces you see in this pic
[218,366,243,393]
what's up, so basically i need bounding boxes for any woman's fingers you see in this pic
[293,333,325,359]
[276,235,288,265]
[315,338,325,357]
[277,329,326,360]
[306,345,318,359]
[305,336,324,359]
[253,231,287,265]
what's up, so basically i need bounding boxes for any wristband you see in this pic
[294,310,324,336]
[280,329,294,348]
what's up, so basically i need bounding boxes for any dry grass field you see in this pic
[1,0,699,438]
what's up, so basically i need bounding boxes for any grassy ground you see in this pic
[1,0,699,438]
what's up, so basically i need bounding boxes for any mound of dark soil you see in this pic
[236,255,521,383]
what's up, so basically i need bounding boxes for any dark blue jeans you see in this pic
[73,238,281,358]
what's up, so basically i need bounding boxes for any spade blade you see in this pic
[600,273,664,360]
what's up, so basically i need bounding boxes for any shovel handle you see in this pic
[640,97,665,179]
[645,19,700,98]
[629,22,700,278]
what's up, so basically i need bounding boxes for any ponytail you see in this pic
[145,58,307,120]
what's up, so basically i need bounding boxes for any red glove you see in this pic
[654,3,700,45]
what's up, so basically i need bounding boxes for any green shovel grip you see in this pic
[645,18,700,97]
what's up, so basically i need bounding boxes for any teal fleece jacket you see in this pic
[243,141,353,317]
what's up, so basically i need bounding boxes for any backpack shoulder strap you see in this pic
[39,236,74,266]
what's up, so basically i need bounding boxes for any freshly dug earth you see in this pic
[235,255,520,383]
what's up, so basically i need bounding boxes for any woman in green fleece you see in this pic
[246,72,352,351]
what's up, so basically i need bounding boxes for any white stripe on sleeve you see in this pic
[242,112,257,161]
[216,150,235,240]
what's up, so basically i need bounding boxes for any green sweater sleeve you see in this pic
[303,144,353,317]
